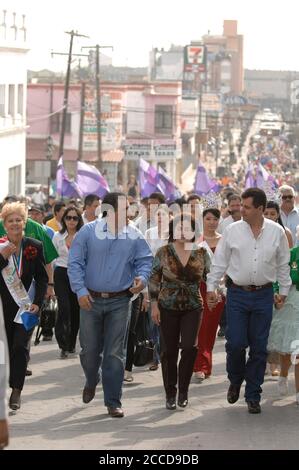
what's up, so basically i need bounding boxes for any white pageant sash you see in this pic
[0,241,35,324]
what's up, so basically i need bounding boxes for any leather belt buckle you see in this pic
[101,293,110,298]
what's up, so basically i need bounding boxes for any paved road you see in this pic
[7,337,299,450]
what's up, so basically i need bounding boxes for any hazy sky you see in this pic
[5,0,299,72]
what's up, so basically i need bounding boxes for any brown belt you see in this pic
[88,288,131,299]
[230,282,273,292]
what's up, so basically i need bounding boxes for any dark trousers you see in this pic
[226,286,274,402]
[54,267,80,352]
[125,296,142,372]
[219,303,226,330]
[4,313,33,390]
[160,306,202,398]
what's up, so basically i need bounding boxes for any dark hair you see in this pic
[228,194,241,204]
[148,192,166,204]
[187,194,201,203]
[83,194,100,210]
[60,206,84,234]
[168,213,197,243]
[141,197,149,204]
[241,188,267,211]
[102,192,126,217]
[266,201,285,228]
[203,208,221,219]
[53,201,66,215]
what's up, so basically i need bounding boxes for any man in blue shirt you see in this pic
[68,192,153,418]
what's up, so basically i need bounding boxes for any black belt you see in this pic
[230,282,273,292]
[88,289,132,299]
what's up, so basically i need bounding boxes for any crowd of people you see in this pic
[1,154,299,449]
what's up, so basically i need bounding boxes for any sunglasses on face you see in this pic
[65,215,79,221]
[282,195,294,200]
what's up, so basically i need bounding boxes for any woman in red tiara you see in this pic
[194,192,226,382]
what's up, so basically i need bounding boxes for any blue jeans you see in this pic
[226,286,274,403]
[79,296,131,408]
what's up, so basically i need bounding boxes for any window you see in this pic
[8,85,15,117]
[0,85,5,117]
[18,84,23,115]
[9,165,22,196]
[50,112,71,134]
[50,113,60,133]
[155,105,173,135]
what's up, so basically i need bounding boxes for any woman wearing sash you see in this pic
[0,203,48,411]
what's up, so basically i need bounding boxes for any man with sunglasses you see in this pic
[279,185,299,245]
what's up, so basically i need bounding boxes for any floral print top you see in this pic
[148,243,210,311]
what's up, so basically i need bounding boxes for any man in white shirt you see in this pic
[218,194,242,234]
[279,185,299,245]
[82,194,101,225]
[207,188,291,414]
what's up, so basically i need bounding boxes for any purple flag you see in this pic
[256,163,272,189]
[157,166,181,202]
[194,164,219,195]
[245,163,256,189]
[76,161,110,198]
[138,159,161,198]
[56,157,81,198]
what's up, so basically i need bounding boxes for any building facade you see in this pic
[0,11,28,200]
[27,81,182,189]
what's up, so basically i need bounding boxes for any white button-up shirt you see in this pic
[207,219,291,296]
[280,207,299,245]
[52,231,77,268]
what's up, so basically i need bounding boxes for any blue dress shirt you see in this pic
[68,219,153,298]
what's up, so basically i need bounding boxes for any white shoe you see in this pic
[194,371,205,382]
[296,392,299,405]
[278,376,288,396]
[124,371,133,382]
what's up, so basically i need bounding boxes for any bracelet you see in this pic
[48,283,54,287]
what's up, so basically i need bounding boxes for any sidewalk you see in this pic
[7,338,299,450]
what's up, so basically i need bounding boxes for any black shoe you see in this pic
[227,384,241,404]
[247,401,261,414]
[42,335,53,341]
[217,327,225,338]
[25,369,32,376]
[107,407,124,418]
[82,386,96,404]
[9,388,21,411]
[60,350,68,359]
[166,397,176,410]
[178,393,188,408]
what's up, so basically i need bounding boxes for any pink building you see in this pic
[27,80,182,189]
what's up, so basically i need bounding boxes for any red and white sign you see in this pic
[184,44,206,72]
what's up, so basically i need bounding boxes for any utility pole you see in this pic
[198,75,203,159]
[51,30,89,159]
[78,81,86,160]
[82,44,113,171]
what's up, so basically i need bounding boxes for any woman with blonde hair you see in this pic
[0,203,48,411]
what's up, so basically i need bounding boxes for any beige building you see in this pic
[202,20,244,95]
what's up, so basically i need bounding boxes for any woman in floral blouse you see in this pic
[149,213,210,410]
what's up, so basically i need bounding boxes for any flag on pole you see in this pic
[76,161,110,198]
[56,157,81,198]
[157,166,181,202]
[245,163,256,189]
[138,159,161,198]
[193,164,219,195]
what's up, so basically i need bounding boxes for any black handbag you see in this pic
[34,297,58,345]
[132,297,154,367]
